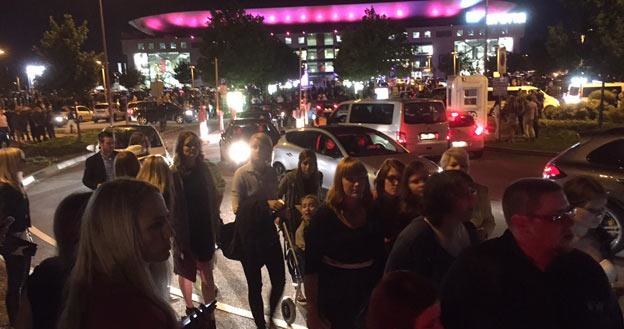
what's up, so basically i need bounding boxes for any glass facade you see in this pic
[133,51,191,87]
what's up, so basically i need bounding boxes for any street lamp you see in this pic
[189,65,195,88]
[95,60,106,88]
[0,49,5,56]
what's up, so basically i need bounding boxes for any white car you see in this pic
[272,125,440,190]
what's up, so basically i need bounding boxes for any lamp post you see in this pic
[190,65,195,88]
[95,60,106,88]
[97,0,113,125]
[452,51,457,76]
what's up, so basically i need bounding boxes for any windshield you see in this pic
[349,103,394,124]
[404,102,446,124]
[569,86,580,96]
[334,130,406,157]
[106,127,163,148]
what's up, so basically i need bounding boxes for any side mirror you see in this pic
[86,144,96,152]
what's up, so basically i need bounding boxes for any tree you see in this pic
[118,68,144,89]
[174,61,192,85]
[437,51,478,77]
[35,15,100,98]
[198,7,298,89]
[334,7,412,81]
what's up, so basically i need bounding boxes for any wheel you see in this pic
[471,150,484,159]
[602,201,624,253]
[175,115,185,124]
[137,116,148,125]
[273,162,286,177]
[280,297,296,325]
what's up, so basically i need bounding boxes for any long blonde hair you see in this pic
[136,155,173,195]
[0,147,25,192]
[58,179,177,329]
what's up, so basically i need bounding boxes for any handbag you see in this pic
[217,222,241,261]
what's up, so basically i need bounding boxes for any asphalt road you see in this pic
[24,121,552,328]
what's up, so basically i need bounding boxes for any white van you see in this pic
[487,86,560,111]
[564,82,624,104]
[328,99,449,157]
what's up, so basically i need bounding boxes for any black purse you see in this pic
[217,222,241,261]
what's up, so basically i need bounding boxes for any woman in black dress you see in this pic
[372,159,406,252]
[305,157,385,329]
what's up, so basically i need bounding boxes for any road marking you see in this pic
[29,225,306,328]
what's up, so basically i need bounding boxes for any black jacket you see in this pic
[231,196,280,263]
[82,151,117,190]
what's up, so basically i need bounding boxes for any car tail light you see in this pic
[446,129,452,140]
[543,162,566,179]
[316,105,321,110]
[333,103,338,109]
[397,131,407,145]
[474,124,484,136]
[450,112,459,119]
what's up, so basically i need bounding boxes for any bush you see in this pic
[605,107,624,123]
[588,90,617,105]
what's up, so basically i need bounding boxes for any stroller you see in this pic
[278,187,307,325]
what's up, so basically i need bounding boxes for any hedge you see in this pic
[543,101,624,123]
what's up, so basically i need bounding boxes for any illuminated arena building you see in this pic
[121,0,527,87]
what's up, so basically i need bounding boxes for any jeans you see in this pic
[4,254,31,325]
[241,245,285,329]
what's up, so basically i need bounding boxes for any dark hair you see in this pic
[297,149,321,195]
[399,160,429,217]
[374,159,405,197]
[114,151,140,178]
[502,178,562,225]
[98,130,113,143]
[422,170,474,226]
[128,131,149,148]
[563,176,607,207]
[366,271,438,329]
[54,192,92,262]
[173,131,204,173]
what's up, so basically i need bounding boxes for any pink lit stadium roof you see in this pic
[130,0,517,35]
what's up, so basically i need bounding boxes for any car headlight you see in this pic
[185,110,193,116]
[228,141,251,164]
[54,116,63,123]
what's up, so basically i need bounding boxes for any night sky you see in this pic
[0,0,561,67]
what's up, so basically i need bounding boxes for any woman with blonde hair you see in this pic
[58,179,177,329]
[0,147,34,326]
[305,157,385,329]
[136,155,177,299]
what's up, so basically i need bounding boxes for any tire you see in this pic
[175,115,185,124]
[602,201,624,253]
[280,297,297,325]
[137,116,148,125]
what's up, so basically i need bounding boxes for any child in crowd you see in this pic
[293,194,319,303]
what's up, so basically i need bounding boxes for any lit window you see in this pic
[148,43,154,50]
[307,35,317,46]
[307,51,317,61]
[170,42,177,49]
[285,37,292,44]
[336,35,342,43]
[300,50,307,60]
[324,49,335,59]
[159,43,166,50]
[324,62,334,72]
[413,31,420,39]
[415,60,421,68]
[180,42,187,49]
[298,36,305,44]
[308,63,318,73]
[324,33,334,45]
[468,30,475,36]
[456,30,463,37]
[138,43,145,50]
[424,31,431,38]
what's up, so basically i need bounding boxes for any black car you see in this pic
[219,118,281,166]
[543,127,624,253]
[128,101,195,124]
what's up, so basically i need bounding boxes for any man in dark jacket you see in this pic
[82,131,117,189]
[440,178,623,329]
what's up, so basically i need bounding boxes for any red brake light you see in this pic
[543,162,566,179]
[397,131,407,145]
[316,105,321,110]
[333,103,338,109]
[474,124,484,136]
[450,112,459,119]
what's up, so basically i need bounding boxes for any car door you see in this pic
[277,131,319,171]
[314,132,343,188]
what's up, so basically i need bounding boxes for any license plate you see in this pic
[451,141,468,148]
[420,133,437,140]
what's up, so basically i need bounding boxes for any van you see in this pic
[564,82,624,104]
[328,99,449,157]
[487,86,560,111]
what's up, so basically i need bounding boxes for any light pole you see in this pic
[452,51,457,76]
[95,60,106,88]
[190,65,195,88]
[97,0,113,125]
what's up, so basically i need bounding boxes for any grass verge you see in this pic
[20,130,99,175]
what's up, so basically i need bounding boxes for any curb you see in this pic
[23,153,92,188]
[484,145,558,157]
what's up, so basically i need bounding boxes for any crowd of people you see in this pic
[0,124,621,329]
[490,89,545,142]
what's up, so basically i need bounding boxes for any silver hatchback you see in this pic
[272,125,440,190]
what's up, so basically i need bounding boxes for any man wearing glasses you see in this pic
[440,178,623,329]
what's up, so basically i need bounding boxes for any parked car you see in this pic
[51,105,93,127]
[272,125,440,189]
[219,118,281,166]
[543,127,624,254]
[92,103,125,123]
[328,99,449,158]
[447,111,485,158]
[127,101,195,124]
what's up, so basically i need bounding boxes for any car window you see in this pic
[328,104,349,124]
[404,102,446,124]
[285,131,320,149]
[108,127,163,148]
[587,139,624,168]
[315,134,342,158]
[349,103,394,125]
[334,130,404,157]
[448,113,475,128]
